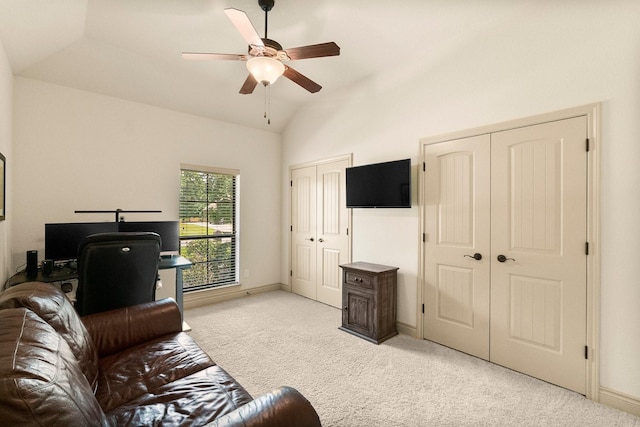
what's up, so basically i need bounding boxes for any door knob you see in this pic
[318,238,325,243]
[305,237,315,242]
[497,254,516,263]
[464,253,483,261]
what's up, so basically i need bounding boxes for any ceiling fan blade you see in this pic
[224,8,265,49]
[239,74,259,94]
[283,66,322,93]
[284,42,340,60]
[182,52,248,61]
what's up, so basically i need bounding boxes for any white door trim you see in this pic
[418,103,600,400]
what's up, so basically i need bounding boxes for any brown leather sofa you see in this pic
[0,282,321,426]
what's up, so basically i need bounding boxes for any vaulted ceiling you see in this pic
[0,0,530,132]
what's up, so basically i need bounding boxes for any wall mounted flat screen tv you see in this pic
[346,159,411,208]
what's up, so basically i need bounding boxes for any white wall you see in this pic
[282,3,640,400]
[0,42,12,282]
[12,77,282,292]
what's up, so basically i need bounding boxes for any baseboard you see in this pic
[397,321,417,338]
[599,387,640,417]
[184,283,284,309]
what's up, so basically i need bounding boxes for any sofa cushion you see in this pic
[0,308,109,426]
[96,331,217,412]
[0,282,99,391]
[106,366,254,426]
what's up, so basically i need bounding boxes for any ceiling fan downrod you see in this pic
[259,0,274,39]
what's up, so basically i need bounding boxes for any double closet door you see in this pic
[291,158,351,308]
[423,117,588,394]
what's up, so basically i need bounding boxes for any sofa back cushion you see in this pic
[0,308,110,425]
[0,282,99,391]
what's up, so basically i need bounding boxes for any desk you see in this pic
[5,255,192,320]
[159,255,192,321]
[6,266,77,287]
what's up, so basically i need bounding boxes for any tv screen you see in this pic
[118,221,179,252]
[346,159,411,208]
[45,222,118,261]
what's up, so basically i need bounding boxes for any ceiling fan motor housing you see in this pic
[248,38,289,61]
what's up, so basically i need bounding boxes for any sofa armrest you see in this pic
[81,298,183,357]
[209,386,321,427]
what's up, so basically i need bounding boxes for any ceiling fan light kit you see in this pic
[182,0,340,123]
[246,56,285,86]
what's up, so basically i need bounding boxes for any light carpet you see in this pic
[185,290,639,427]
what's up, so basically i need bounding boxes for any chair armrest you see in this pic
[209,386,321,427]
[81,298,183,357]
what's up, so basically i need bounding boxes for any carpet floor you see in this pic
[185,290,639,427]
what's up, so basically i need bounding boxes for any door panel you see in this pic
[343,287,374,337]
[490,116,587,394]
[423,134,491,360]
[316,160,350,308]
[291,166,317,300]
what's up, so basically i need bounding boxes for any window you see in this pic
[179,165,238,291]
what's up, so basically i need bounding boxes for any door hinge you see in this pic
[290,180,293,187]
[346,228,349,236]
[290,270,293,277]
[422,233,426,243]
[586,138,590,152]
[422,304,425,314]
[290,225,293,232]
[585,345,589,359]
[423,162,426,172]
[585,242,589,255]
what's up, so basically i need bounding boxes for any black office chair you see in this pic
[75,232,161,316]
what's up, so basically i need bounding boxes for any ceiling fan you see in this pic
[182,0,340,95]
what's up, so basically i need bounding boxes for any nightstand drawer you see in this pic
[345,272,373,289]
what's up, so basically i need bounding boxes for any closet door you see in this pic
[423,134,491,360]
[291,159,350,308]
[490,117,587,394]
[315,160,350,308]
[422,116,589,394]
[291,166,318,301]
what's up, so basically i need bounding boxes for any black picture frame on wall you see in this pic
[0,152,5,221]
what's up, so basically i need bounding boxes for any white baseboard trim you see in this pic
[397,321,417,338]
[599,387,640,417]
[184,283,284,310]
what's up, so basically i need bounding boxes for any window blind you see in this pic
[179,167,238,290]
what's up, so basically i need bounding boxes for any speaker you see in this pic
[26,250,38,277]
[42,259,54,275]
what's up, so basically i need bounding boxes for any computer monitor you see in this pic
[45,222,118,261]
[117,221,179,252]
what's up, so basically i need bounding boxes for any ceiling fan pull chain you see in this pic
[267,85,271,125]
[264,85,271,125]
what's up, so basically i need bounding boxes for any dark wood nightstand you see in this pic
[339,262,398,344]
